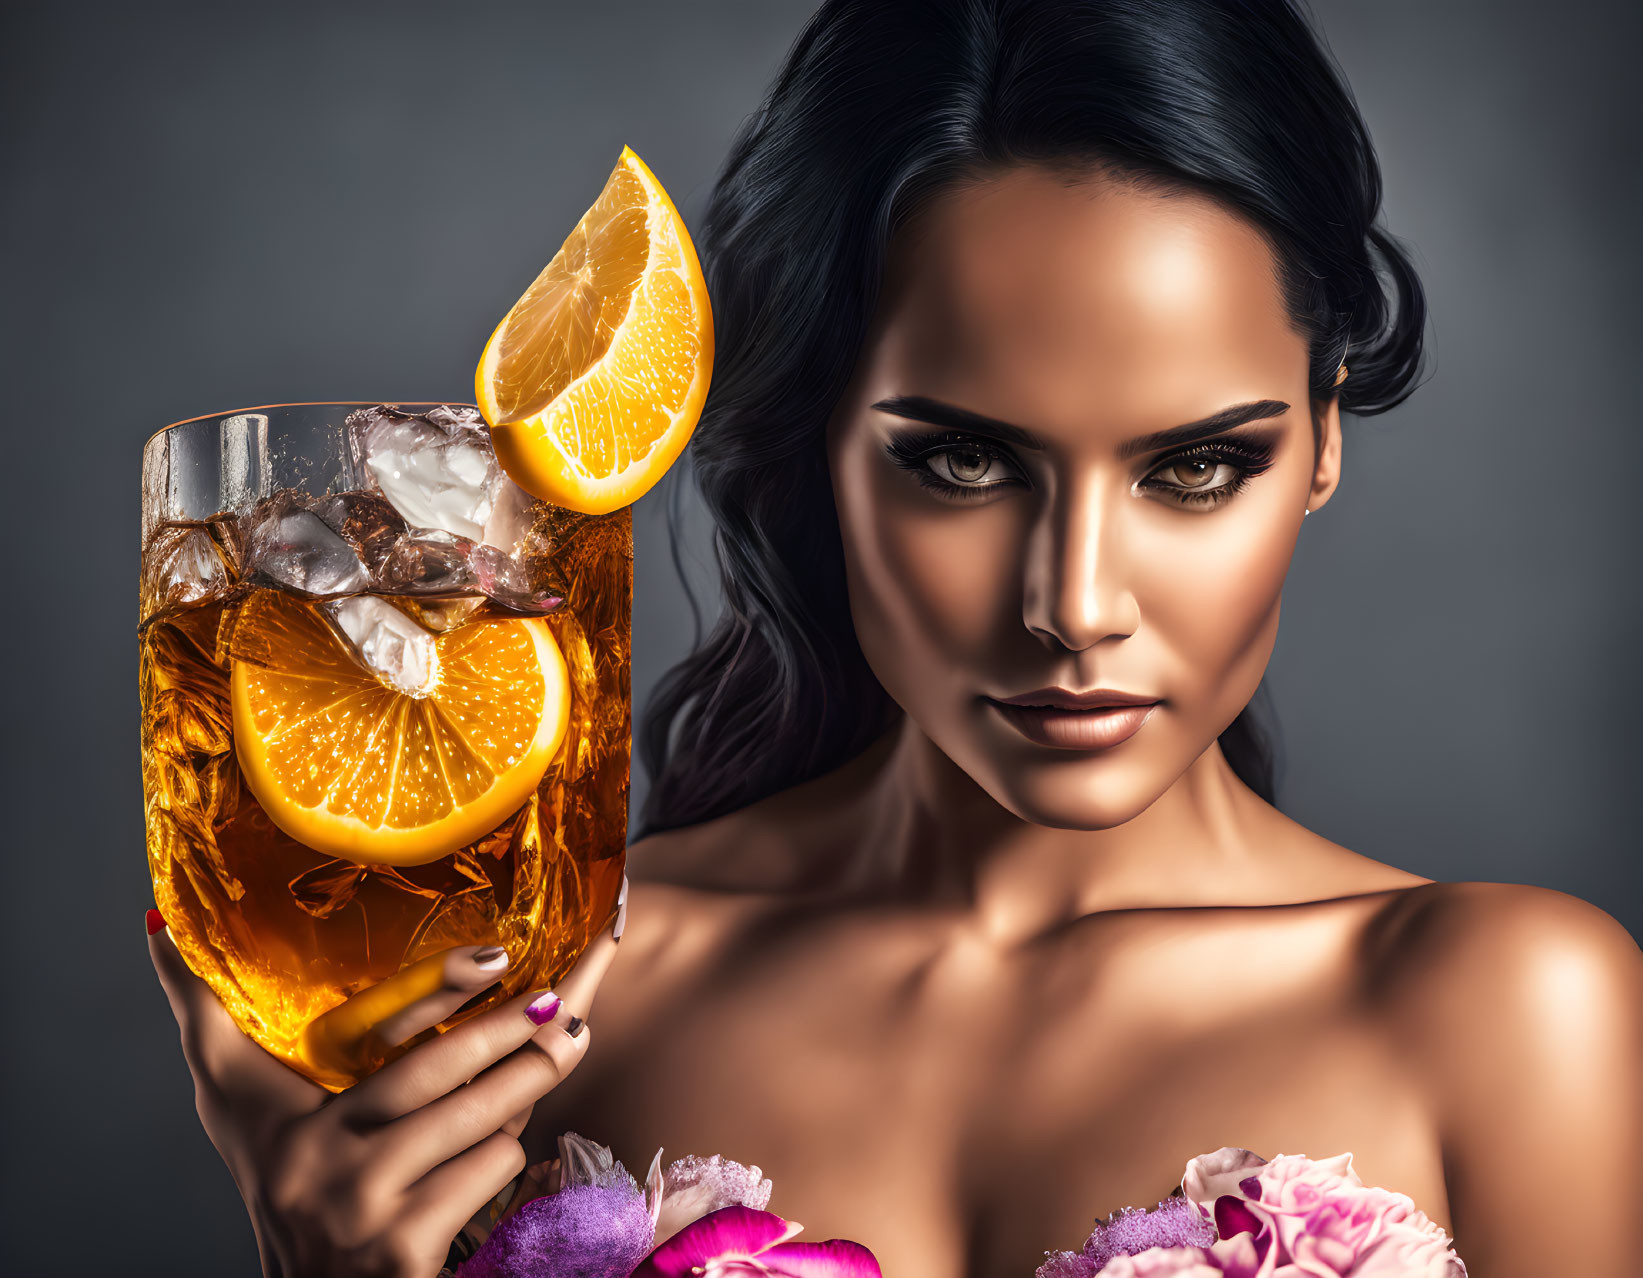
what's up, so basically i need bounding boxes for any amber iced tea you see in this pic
[140,404,630,1090]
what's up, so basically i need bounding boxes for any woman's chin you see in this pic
[940,706,1169,827]
[993,787,1164,831]
[966,743,1174,830]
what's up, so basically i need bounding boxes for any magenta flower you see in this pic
[456,1134,875,1278]
[629,1205,882,1278]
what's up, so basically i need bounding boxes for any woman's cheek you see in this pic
[1139,503,1295,717]
[838,454,1020,709]
[882,503,1021,661]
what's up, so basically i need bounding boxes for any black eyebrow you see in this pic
[871,396,1048,449]
[870,395,1292,458]
[1116,399,1292,458]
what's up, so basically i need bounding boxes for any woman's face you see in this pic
[825,165,1343,828]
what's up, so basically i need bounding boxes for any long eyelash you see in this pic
[1142,438,1278,508]
[883,429,1021,501]
[882,429,1280,507]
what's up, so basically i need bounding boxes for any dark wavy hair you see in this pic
[635,0,1427,839]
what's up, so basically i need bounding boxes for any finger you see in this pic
[548,923,621,1027]
[347,913,619,1122]
[500,1157,561,1224]
[147,916,319,1116]
[501,1103,533,1140]
[364,946,513,1048]
[377,1013,593,1182]
[450,1116,535,1247]
[401,1130,528,1257]
[298,945,510,1082]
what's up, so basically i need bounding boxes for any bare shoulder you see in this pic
[1358,882,1643,1267]
[621,810,816,918]
[623,804,791,895]
[608,818,761,995]
[1366,879,1642,995]
[624,734,889,897]
[611,772,861,989]
[1363,879,1643,1090]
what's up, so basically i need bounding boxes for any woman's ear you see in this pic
[1304,392,1344,516]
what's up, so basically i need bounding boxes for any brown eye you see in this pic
[883,429,1028,500]
[1135,436,1280,508]
[940,448,993,483]
[1163,458,1218,489]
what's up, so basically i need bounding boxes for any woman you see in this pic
[150,1,1643,1275]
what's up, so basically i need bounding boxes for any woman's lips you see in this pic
[987,698,1160,750]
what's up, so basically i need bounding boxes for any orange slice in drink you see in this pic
[475,145,713,515]
[229,590,570,866]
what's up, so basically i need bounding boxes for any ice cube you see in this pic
[141,521,233,618]
[423,404,487,433]
[397,596,487,632]
[309,491,407,574]
[320,595,441,697]
[243,496,371,597]
[471,543,564,614]
[377,526,564,615]
[346,404,503,544]
[379,528,477,594]
[483,477,538,559]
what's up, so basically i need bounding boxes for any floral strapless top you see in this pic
[446,1135,1467,1278]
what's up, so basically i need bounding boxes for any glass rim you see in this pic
[145,400,479,448]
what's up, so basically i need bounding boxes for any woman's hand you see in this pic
[148,901,623,1278]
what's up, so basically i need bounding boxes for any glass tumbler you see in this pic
[139,402,629,1090]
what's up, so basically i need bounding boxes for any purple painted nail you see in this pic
[473,945,508,968]
[525,991,561,1025]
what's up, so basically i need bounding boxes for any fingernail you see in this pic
[145,908,165,936]
[565,1015,585,1038]
[525,991,562,1025]
[473,945,509,969]
[613,875,629,942]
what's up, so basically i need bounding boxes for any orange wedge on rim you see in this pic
[475,145,713,515]
[229,589,570,866]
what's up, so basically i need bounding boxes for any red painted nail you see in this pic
[146,908,165,936]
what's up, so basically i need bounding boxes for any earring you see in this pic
[1303,508,1311,517]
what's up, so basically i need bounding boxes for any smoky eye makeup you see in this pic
[882,425,1282,508]
[1135,428,1281,508]
[882,427,1027,500]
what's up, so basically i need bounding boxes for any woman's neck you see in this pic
[841,711,1286,942]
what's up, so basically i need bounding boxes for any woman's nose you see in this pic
[1021,476,1139,653]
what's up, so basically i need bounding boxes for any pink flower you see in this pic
[1036,1194,1220,1277]
[1036,1252,1101,1278]
[652,1153,775,1247]
[1177,1147,1467,1278]
[629,1204,882,1278]
[1094,1246,1227,1277]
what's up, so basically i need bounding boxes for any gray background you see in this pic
[3,1,1638,1272]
